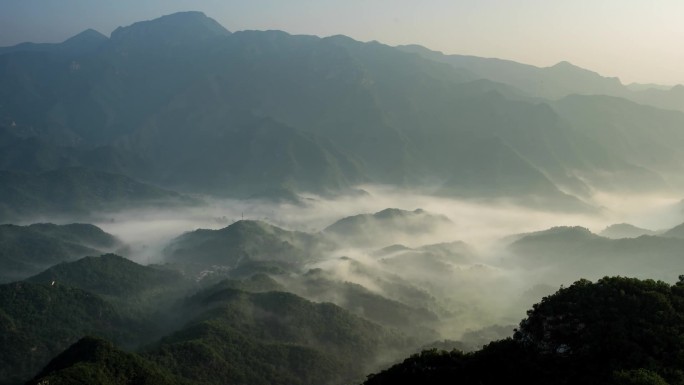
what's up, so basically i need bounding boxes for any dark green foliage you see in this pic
[364,348,471,385]
[27,336,187,385]
[149,317,341,385]
[11,263,414,385]
[0,255,198,385]
[27,254,191,307]
[515,277,684,384]
[0,223,120,283]
[0,282,136,384]
[364,277,684,385]
[613,369,670,385]
[196,274,285,294]
[25,254,199,355]
[365,340,549,385]
[145,286,411,385]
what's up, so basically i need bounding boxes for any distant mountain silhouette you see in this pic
[660,222,684,239]
[110,11,230,48]
[508,226,684,282]
[0,29,107,56]
[0,223,121,282]
[0,167,192,222]
[2,12,684,208]
[165,220,332,268]
[600,223,657,239]
[324,208,455,247]
[400,44,684,112]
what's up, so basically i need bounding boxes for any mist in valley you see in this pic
[82,185,684,347]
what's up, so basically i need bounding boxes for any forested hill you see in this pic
[364,276,684,385]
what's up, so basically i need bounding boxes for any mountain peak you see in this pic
[63,28,108,44]
[59,28,108,53]
[548,60,598,75]
[110,11,230,47]
[551,60,577,69]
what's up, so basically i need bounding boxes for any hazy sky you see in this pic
[1,0,683,85]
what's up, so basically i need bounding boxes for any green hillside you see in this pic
[364,276,684,385]
[26,336,187,385]
[27,254,191,308]
[146,286,410,385]
[0,282,137,385]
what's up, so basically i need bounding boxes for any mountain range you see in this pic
[506,223,684,283]
[2,12,684,210]
[399,44,684,112]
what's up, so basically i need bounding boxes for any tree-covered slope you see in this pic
[26,336,187,385]
[26,254,191,308]
[0,282,137,385]
[364,276,684,385]
[1,254,201,385]
[144,285,410,385]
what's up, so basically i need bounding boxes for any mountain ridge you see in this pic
[1,12,684,207]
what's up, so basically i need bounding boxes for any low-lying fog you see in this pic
[96,185,684,261]
[92,185,684,344]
